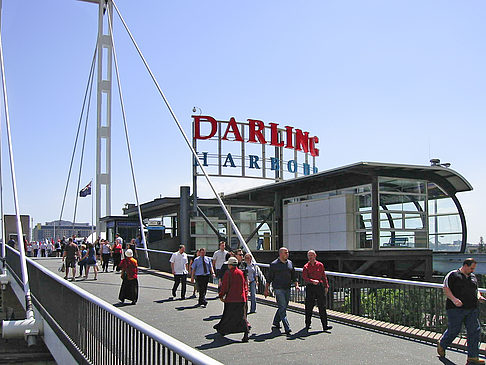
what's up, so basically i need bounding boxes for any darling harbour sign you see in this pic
[192,115,319,181]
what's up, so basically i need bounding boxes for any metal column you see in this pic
[95,0,113,236]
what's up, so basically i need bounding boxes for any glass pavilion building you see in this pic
[118,161,472,278]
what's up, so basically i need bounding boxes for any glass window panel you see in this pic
[436,214,461,233]
[429,233,462,252]
[404,214,425,229]
[357,231,372,249]
[380,213,403,229]
[379,178,426,194]
[380,194,425,212]
[428,197,458,215]
[199,205,227,220]
[357,213,372,229]
[380,232,417,248]
[357,194,372,212]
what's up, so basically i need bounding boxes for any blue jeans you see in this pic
[440,308,481,358]
[249,281,257,313]
[273,288,291,332]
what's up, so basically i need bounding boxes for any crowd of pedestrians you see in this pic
[166,243,332,343]
[27,232,486,362]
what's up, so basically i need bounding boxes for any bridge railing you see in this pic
[137,248,486,336]
[5,246,222,365]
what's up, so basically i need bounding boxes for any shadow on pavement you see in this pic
[203,315,222,322]
[175,304,203,311]
[438,357,458,365]
[196,333,239,350]
[154,298,177,304]
[250,327,283,342]
[113,302,134,308]
[287,327,325,341]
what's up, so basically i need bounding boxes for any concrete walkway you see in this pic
[36,257,469,365]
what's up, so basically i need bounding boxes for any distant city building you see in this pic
[33,220,95,241]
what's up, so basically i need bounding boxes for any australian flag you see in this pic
[79,181,92,197]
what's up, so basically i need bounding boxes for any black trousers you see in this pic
[305,283,328,328]
[102,253,110,272]
[196,275,210,305]
[172,274,187,298]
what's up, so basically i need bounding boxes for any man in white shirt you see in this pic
[212,241,228,285]
[169,245,188,300]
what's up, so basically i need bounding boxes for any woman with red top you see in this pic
[213,257,250,342]
[302,250,332,331]
[118,249,138,305]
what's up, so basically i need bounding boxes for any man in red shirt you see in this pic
[302,250,332,331]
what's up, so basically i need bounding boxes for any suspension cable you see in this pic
[0,0,4,272]
[58,44,97,237]
[111,0,253,257]
[0,12,32,316]
[72,57,96,230]
[106,6,150,267]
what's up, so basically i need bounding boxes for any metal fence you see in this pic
[256,264,486,336]
[133,247,486,336]
[5,246,222,365]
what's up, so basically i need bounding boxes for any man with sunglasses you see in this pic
[438,258,486,364]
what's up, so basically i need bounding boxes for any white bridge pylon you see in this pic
[80,0,254,257]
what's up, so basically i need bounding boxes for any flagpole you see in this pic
[90,180,94,242]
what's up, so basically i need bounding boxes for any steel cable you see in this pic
[105,5,150,267]
[58,44,97,232]
[111,0,253,258]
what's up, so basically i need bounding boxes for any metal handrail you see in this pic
[6,246,222,365]
[137,247,486,293]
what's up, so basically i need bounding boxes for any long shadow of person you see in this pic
[196,332,239,350]
[113,302,132,307]
[154,298,176,304]
[250,327,284,343]
[175,303,202,311]
[286,327,323,341]
[438,357,458,365]
[203,315,223,322]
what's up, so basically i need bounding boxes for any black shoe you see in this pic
[323,326,333,331]
[271,324,281,330]
[242,333,249,342]
[181,296,185,300]
[131,301,137,305]
[285,329,292,336]
[305,325,311,331]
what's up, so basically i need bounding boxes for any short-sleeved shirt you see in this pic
[444,269,479,310]
[212,249,228,270]
[119,257,138,280]
[170,251,188,275]
[191,256,213,276]
[64,243,79,260]
[266,258,297,290]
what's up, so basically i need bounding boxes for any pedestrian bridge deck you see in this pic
[36,258,466,365]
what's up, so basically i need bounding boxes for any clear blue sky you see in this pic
[1,0,484,243]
